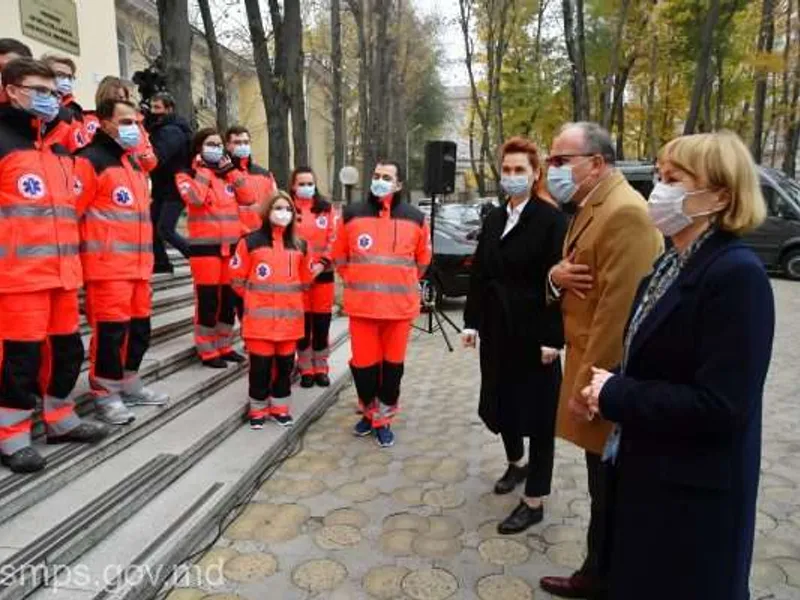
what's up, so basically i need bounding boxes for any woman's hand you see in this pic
[541,346,559,365]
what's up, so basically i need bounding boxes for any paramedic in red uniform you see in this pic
[0,59,107,473]
[291,167,336,388]
[176,129,253,368]
[41,55,87,152]
[225,125,276,234]
[75,98,170,427]
[230,191,313,429]
[333,160,432,448]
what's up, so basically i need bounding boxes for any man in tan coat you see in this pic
[540,123,663,599]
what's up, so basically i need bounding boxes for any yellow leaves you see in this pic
[744,51,787,74]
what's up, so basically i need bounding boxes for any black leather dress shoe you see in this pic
[300,374,315,388]
[47,422,109,445]
[539,573,598,598]
[493,463,528,494]
[202,357,228,369]
[314,373,331,387]
[497,500,544,534]
[220,350,246,363]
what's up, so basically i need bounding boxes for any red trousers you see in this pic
[0,289,83,454]
[85,280,152,397]
[348,317,411,427]
[247,339,296,418]
[190,257,236,360]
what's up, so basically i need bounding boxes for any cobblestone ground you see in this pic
[169,280,800,600]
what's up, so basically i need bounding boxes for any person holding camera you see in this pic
[147,91,193,273]
[463,136,567,534]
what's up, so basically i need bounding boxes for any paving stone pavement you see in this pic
[169,280,800,600]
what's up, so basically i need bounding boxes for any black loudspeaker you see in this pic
[423,140,457,195]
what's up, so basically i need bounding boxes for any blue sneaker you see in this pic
[353,417,372,437]
[375,426,395,448]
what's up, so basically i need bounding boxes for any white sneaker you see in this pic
[122,386,170,406]
[95,395,136,425]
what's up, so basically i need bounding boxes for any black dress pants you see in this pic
[500,431,555,498]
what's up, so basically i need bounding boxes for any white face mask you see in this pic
[647,182,716,236]
[270,207,293,227]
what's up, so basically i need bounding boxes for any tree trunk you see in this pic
[645,31,658,159]
[197,0,229,133]
[601,0,631,129]
[613,64,631,159]
[284,0,308,168]
[243,0,291,186]
[684,0,722,134]
[156,0,193,120]
[468,109,486,197]
[347,0,371,191]
[331,0,345,200]
[782,7,800,176]
[714,42,724,130]
[752,0,776,162]
[616,89,625,160]
[701,68,713,132]
[575,0,590,120]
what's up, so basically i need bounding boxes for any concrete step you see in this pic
[0,319,351,600]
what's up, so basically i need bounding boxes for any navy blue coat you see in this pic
[599,230,775,600]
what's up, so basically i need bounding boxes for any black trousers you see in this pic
[151,197,189,266]
[94,318,151,380]
[501,431,555,498]
[579,451,615,598]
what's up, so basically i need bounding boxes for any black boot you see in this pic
[202,357,228,368]
[300,374,315,388]
[314,373,331,387]
[497,500,544,534]
[220,350,246,363]
[494,463,528,495]
[2,447,46,473]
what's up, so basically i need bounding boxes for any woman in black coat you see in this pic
[580,131,775,600]
[463,136,567,535]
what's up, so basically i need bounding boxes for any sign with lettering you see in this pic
[19,0,80,55]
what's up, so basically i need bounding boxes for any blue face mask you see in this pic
[117,124,141,149]
[296,184,316,199]
[371,178,394,198]
[24,91,60,123]
[231,144,251,158]
[202,146,224,164]
[56,77,73,96]
[547,166,578,205]
[500,175,531,197]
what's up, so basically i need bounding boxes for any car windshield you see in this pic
[762,169,800,219]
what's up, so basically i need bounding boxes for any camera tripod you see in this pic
[412,194,462,352]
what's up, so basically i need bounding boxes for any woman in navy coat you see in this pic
[578,131,775,600]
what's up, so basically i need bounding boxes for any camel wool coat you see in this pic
[553,170,663,454]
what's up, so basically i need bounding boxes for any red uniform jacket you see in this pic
[232,157,276,233]
[294,194,336,284]
[230,227,313,341]
[333,194,431,320]
[74,130,154,281]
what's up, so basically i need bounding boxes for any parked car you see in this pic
[428,222,477,300]
[617,162,800,280]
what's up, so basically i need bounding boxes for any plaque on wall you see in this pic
[19,0,80,55]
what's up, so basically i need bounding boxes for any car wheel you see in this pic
[781,248,800,281]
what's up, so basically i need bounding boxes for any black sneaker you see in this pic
[314,373,331,387]
[202,357,228,369]
[273,414,294,428]
[220,351,246,363]
[47,422,109,445]
[497,500,544,534]
[494,463,528,495]
[2,447,46,473]
[250,417,267,430]
[300,374,314,388]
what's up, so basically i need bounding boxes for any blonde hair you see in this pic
[95,76,130,107]
[659,131,766,235]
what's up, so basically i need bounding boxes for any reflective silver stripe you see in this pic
[344,282,417,295]
[195,324,216,337]
[244,308,305,319]
[80,241,153,253]
[196,174,211,186]
[217,323,234,334]
[0,246,6,258]
[84,208,147,222]
[239,204,260,212]
[188,236,241,246]
[16,243,80,257]
[245,282,306,293]
[196,341,216,353]
[230,277,246,287]
[0,205,77,219]
[333,258,347,268]
[187,214,241,223]
[346,255,417,268]
[314,348,331,358]
[0,408,34,427]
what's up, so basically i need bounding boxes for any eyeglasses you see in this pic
[14,85,59,99]
[546,153,595,168]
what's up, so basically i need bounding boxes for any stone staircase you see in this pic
[0,252,352,600]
